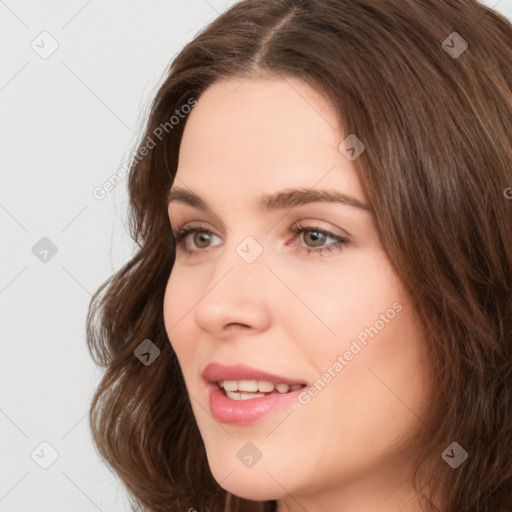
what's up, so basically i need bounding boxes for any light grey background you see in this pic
[1,1,511,510]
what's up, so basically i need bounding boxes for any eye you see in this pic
[171,223,350,257]
[288,223,349,256]
[172,225,221,253]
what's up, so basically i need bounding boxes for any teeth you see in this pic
[239,379,259,392]
[258,381,275,392]
[226,391,266,400]
[223,380,239,391]
[219,379,304,394]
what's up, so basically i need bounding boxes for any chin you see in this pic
[216,476,281,502]
[207,456,285,502]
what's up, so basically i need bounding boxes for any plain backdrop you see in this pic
[1,0,511,510]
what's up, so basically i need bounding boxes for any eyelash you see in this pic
[171,223,350,257]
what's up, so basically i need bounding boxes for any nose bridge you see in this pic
[233,233,266,268]
[216,198,269,268]
[193,231,273,334]
[214,232,268,294]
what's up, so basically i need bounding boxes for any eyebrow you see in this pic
[167,186,371,213]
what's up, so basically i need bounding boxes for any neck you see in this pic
[275,468,436,512]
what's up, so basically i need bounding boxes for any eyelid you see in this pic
[170,218,350,238]
[168,205,355,237]
[171,220,220,238]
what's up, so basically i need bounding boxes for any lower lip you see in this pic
[206,382,305,425]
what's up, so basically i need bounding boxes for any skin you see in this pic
[163,75,436,512]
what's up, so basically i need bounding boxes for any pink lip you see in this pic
[202,362,307,425]
[202,362,306,386]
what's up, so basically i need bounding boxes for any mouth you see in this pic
[202,362,309,425]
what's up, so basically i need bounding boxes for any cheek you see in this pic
[163,271,198,363]
[299,251,432,427]
[319,284,430,445]
[294,249,406,360]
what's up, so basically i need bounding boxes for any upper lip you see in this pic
[202,362,307,386]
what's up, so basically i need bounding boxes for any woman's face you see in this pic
[163,76,433,511]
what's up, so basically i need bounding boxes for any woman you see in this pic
[86,1,512,511]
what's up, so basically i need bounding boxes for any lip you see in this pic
[202,362,307,425]
[202,362,307,386]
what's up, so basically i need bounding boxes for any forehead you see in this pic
[174,76,366,206]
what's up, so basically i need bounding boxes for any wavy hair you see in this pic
[86,1,512,510]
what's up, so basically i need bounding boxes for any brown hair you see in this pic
[86,1,512,510]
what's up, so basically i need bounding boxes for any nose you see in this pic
[193,238,273,339]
